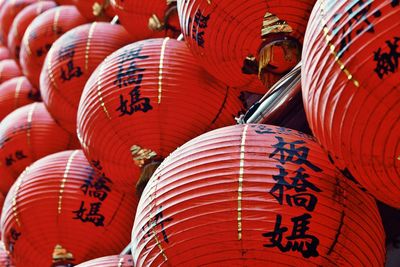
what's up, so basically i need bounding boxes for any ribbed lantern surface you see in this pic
[0,45,10,60]
[0,76,40,121]
[19,5,88,87]
[77,38,244,188]
[8,1,57,61]
[301,0,400,207]
[0,102,76,188]
[0,241,13,267]
[177,0,316,93]
[110,0,181,40]
[0,0,37,45]
[1,150,137,266]
[40,22,133,134]
[131,124,385,266]
[0,59,21,84]
[75,255,134,267]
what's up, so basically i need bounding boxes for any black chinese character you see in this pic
[116,86,152,116]
[269,136,322,172]
[60,60,83,82]
[72,201,105,227]
[374,37,400,79]
[114,47,149,88]
[5,155,15,166]
[254,125,276,135]
[8,228,21,253]
[190,9,210,48]
[142,206,173,245]
[392,0,399,7]
[15,150,27,160]
[262,213,320,258]
[81,174,112,201]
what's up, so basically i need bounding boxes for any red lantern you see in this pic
[301,0,400,207]
[8,1,57,61]
[0,0,38,46]
[1,150,137,266]
[0,59,21,84]
[40,22,133,134]
[77,38,244,188]
[0,76,40,121]
[71,0,116,21]
[75,255,133,267]
[0,242,13,267]
[0,45,10,60]
[0,102,77,189]
[131,124,386,266]
[19,5,88,88]
[177,0,315,93]
[110,0,181,40]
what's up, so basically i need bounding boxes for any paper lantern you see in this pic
[0,45,10,60]
[71,0,116,21]
[0,76,40,121]
[75,255,133,267]
[0,59,21,84]
[1,150,137,266]
[0,0,38,45]
[40,22,133,134]
[110,0,181,40]
[177,0,315,93]
[301,0,400,207]
[0,102,77,187]
[131,124,385,266]
[8,1,57,61]
[77,38,244,188]
[19,5,88,88]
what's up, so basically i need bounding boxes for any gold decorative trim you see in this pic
[97,60,111,119]
[85,22,97,71]
[53,8,61,33]
[261,12,292,37]
[237,125,248,240]
[58,150,79,214]
[158,37,169,104]
[26,102,37,147]
[52,244,74,263]
[12,168,29,227]
[14,77,24,108]
[131,145,157,168]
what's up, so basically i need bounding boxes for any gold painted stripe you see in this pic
[85,22,97,70]
[53,8,61,33]
[14,77,24,107]
[58,150,79,214]
[0,64,4,80]
[97,60,111,119]
[47,45,58,90]
[237,124,248,240]
[207,0,211,4]
[110,0,123,10]
[12,168,29,227]
[27,102,37,147]
[158,37,169,104]
[23,33,32,56]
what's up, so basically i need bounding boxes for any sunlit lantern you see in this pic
[131,124,385,266]
[0,45,11,60]
[301,0,400,207]
[0,59,21,84]
[75,255,133,267]
[1,150,137,266]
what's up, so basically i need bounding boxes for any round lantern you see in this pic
[0,45,10,60]
[19,5,88,88]
[177,0,315,93]
[71,0,116,22]
[0,242,13,267]
[131,124,386,266]
[40,22,133,134]
[0,76,40,121]
[77,38,244,188]
[0,0,37,46]
[75,255,133,267]
[301,0,400,207]
[0,59,21,84]
[110,0,181,40]
[1,150,137,266]
[0,102,77,189]
[8,1,57,61]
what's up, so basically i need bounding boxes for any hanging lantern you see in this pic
[40,22,133,134]
[75,255,133,267]
[0,76,40,121]
[0,102,77,189]
[77,38,244,189]
[0,242,13,267]
[0,59,22,84]
[1,150,137,266]
[8,1,57,61]
[0,45,10,60]
[71,0,116,22]
[0,0,38,46]
[176,0,315,93]
[301,0,400,207]
[110,0,181,40]
[19,5,89,88]
[131,124,385,266]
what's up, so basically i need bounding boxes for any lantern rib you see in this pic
[158,37,169,104]
[58,150,79,214]
[14,77,23,108]
[237,124,248,240]
[85,22,97,71]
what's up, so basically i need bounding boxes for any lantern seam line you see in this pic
[327,210,345,254]
[14,77,24,108]
[97,59,111,119]
[12,168,28,227]
[58,150,79,214]
[47,44,58,90]
[238,124,248,240]
[85,22,97,71]
[27,102,37,148]
[158,37,169,104]
[53,8,61,33]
